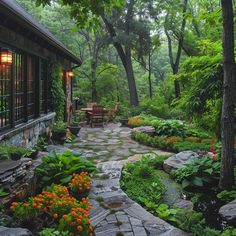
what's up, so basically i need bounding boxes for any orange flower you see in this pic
[53,213,58,219]
[77,226,83,231]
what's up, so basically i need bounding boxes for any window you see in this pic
[14,53,24,123]
[0,44,53,133]
[0,66,11,130]
[27,56,35,118]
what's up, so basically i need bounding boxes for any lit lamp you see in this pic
[0,49,13,66]
[67,70,74,77]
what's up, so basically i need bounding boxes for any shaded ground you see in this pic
[62,123,188,236]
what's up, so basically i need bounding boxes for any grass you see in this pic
[116,232,124,236]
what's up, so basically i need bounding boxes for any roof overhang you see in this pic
[0,0,81,66]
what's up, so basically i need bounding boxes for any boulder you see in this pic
[219,199,236,223]
[0,227,33,236]
[163,151,199,173]
[174,200,193,210]
[132,126,156,136]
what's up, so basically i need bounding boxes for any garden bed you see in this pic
[120,154,236,236]
[0,150,96,236]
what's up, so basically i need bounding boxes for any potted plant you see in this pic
[68,172,91,200]
[51,121,67,144]
[119,116,129,126]
[68,114,81,136]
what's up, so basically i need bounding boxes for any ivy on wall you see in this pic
[50,61,65,122]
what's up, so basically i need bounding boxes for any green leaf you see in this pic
[182,179,190,188]
[60,175,72,184]
[192,177,203,186]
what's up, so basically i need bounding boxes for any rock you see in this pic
[132,126,156,136]
[0,226,33,236]
[163,151,199,173]
[174,200,193,210]
[219,199,236,223]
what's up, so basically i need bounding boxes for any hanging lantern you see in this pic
[0,49,13,66]
[67,70,74,77]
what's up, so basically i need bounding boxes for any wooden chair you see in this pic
[88,105,105,127]
[106,104,119,123]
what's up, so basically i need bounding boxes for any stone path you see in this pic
[64,123,188,236]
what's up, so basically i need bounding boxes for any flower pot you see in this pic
[68,125,81,136]
[119,117,128,126]
[51,130,66,144]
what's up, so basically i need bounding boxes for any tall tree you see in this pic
[219,0,235,190]
[164,0,188,98]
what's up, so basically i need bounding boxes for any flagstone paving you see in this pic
[58,123,188,236]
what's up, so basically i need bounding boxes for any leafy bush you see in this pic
[36,151,95,188]
[222,227,236,236]
[11,185,93,236]
[39,228,72,236]
[131,132,212,152]
[121,156,166,206]
[217,190,236,203]
[0,146,30,160]
[172,142,211,152]
[171,157,220,188]
[151,120,186,137]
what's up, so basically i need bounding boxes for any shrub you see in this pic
[36,151,95,188]
[151,120,186,137]
[217,190,236,203]
[68,172,91,193]
[171,156,221,188]
[11,185,93,236]
[121,156,166,206]
[131,132,212,152]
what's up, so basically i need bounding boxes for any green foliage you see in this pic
[0,188,9,197]
[36,151,95,188]
[217,190,236,203]
[39,228,72,236]
[12,198,37,221]
[151,120,186,137]
[140,95,172,119]
[171,157,220,188]
[121,155,166,207]
[131,132,212,153]
[221,227,236,236]
[50,62,65,122]
[52,121,67,132]
[0,146,29,160]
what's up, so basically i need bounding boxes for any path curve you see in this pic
[65,123,188,236]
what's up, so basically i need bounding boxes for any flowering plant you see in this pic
[10,184,93,235]
[68,172,91,193]
[128,118,144,127]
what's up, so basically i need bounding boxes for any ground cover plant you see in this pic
[131,131,214,152]
[171,155,221,189]
[121,155,166,207]
[121,154,236,235]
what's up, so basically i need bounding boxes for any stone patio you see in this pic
[62,123,188,236]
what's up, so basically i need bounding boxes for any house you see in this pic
[0,0,81,147]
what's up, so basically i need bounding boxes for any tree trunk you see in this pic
[165,0,188,98]
[148,50,153,98]
[91,60,97,102]
[102,6,139,106]
[125,46,139,106]
[219,0,235,190]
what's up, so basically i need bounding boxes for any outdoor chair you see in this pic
[88,105,105,127]
[106,104,119,123]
